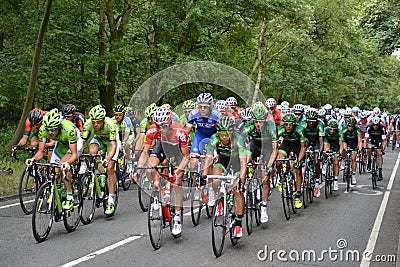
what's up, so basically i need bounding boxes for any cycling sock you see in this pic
[262,201,267,207]
[235,215,243,226]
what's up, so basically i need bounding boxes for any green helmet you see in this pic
[347,117,357,126]
[328,119,339,129]
[216,116,235,131]
[283,112,296,123]
[306,109,318,120]
[145,103,158,119]
[89,105,106,120]
[42,108,61,128]
[252,104,267,120]
[182,100,196,110]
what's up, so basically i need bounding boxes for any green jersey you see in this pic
[277,124,307,142]
[206,132,248,158]
[39,120,78,155]
[82,117,117,143]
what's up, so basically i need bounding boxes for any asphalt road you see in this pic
[1,150,399,267]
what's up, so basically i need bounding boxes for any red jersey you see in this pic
[266,109,282,127]
[145,122,189,148]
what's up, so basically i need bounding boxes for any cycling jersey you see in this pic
[299,119,325,151]
[24,109,48,137]
[365,124,387,147]
[242,120,278,160]
[266,109,283,127]
[277,124,307,157]
[187,107,221,156]
[70,112,85,132]
[324,127,341,152]
[38,120,83,163]
[340,125,362,150]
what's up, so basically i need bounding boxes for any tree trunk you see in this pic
[7,0,53,148]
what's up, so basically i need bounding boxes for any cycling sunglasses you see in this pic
[45,127,58,133]
[217,131,231,137]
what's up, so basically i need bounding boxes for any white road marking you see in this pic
[360,153,400,267]
[0,200,34,210]
[59,235,143,267]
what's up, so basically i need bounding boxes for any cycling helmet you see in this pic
[283,112,296,123]
[328,119,339,129]
[352,106,359,113]
[306,109,318,120]
[153,106,172,126]
[324,104,332,111]
[226,97,237,107]
[360,112,367,119]
[197,93,214,105]
[182,100,196,110]
[145,103,158,119]
[61,104,76,117]
[215,100,228,112]
[343,109,352,117]
[89,104,106,120]
[42,109,61,128]
[292,104,304,114]
[265,98,277,109]
[253,101,265,108]
[216,116,235,131]
[28,108,44,125]
[281,101,290,106]
[252,104,267,120]
[371,116,380,125]
[113,104,126,113]
[276,104,281,110]
[373,107,381,116]
[240,107,253,121]
[281,104,290,114]
[347,117,357,125]
[162,103,171,109]
[318,108,326,117]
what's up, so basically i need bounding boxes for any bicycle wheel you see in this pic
[206,204,212,218]
[121,172,131,191]
[324,163,332,199]
[19,168,39,215]
[138,172,151,212]
[345,164,351,192]
[80,173,96,225]
[148,190,163,250]
[63,179,83,232]
[392,134,396,150]
[281,179,291,220]
[190,185,203,226]
[245,182,254,235]
[254,178,262,226]
[302,173,308,209]
[211,197,226,257]
[182,172,192,201]
[371,159,377,189]
[32,181,54,243]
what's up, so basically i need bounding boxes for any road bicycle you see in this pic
[32,162,82,242]
[357,146,367,175]
[80,153,119,224]
[138,161,180,250]
[342,147,355,192]
[367,146,379,189]
[276,157,296,220]
[117,150,131,191]
[302,148,317,207]
[245,161,263,235]
[208,174,239,258]
[322,151,335,198]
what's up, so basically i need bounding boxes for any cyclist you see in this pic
[185,93,221,190]
[241,104,278,223]
[323,119,342,191]
[25,109,83,210]
[365,116,387,180]
[265,98,282,127]
[226,96,241,119]
[235,106,253,133]
[61,104,85,132]
[125,107,142,158]
[82,105,119,215]
[201,116,249,238]
[340,117,362,185]
[112,104,134,167]
[13,108,48,150]
[146,106,190,237]
[276,112,307,208]
[299,108,325,197]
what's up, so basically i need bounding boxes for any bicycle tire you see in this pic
[324,163,331,199]
[182,172,192,201]
[190,185,203,226]
[371,158,377,189]
[80,173,96,225]
[281,179,291,220]
[148,191,163,250]
[302,172,308,209]
[138,172,150,212]
[206,204,212,218]
[392,134,396,150]
[63,179,83,232]
[121,173,131,191]
[32,181,54,243]
[211,197,226,257]
[345,162,351,192]
[19,168,39,215]
[245,181,255,235]
[254,179,262,226]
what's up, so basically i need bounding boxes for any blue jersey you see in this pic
[187,107,221,155]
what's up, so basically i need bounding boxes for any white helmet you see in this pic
[215,100,227,112]
[324,104,332,111]
[265,98,277,108]
[240,107,253,121]
[371,116,380,125]
[197,93,214,105]
[373,107,381,116]
[226,97,237,107]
